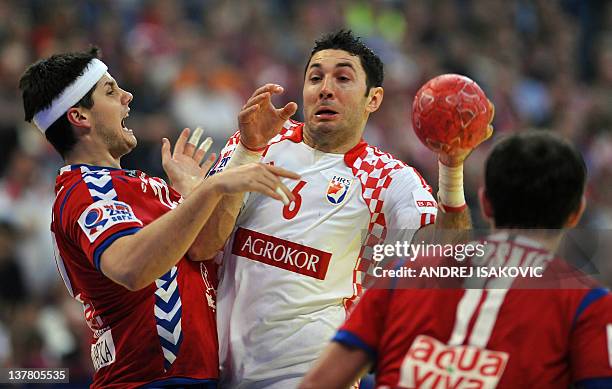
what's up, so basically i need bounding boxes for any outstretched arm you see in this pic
[415,103,495,243]
[181,84,299,260]
[100,161,298,290]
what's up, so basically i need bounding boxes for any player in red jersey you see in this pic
[301,131,612,388]
[18,47,299,388]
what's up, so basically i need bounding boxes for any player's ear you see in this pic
[564,195,586,228]
[478,186,494,222]
[366,87,383,113]
[66,107,92,130]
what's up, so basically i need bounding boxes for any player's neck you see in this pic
[493,228,564,253]
[65,144,122,169]
[303,125,362,154]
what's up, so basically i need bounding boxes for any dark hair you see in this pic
[485,131,586,229]
[306,30,384,95]
[19,47,101,158]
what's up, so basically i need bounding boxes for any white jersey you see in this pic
[210,121,437,387]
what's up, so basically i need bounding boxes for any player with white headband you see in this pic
[19,47,299,388]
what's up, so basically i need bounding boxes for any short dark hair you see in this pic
[19,47,101,158]
[485,131,586,229]
[306,30,384,95]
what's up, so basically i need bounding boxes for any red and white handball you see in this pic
[411,74,494,153]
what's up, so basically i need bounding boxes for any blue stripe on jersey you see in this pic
[93,227,141,270]
[59,165,119,220]
[575,377,612,389]
[70,165,185,370]
[81,169,118,201]
[154,265,183,370]
[573,287,609,327]
[59,181,82,222]
[333,329,377,360]
[141,377,217,388]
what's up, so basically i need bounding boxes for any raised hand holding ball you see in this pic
[412,74,494,166]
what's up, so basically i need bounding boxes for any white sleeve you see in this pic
[382,167,438,242]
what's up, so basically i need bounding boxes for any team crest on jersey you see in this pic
[326,175,352,205]
[78,200,142,243]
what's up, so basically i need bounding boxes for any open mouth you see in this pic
[121,111,133,133]
[314,108,338,120]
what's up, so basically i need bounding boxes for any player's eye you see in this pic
[107,89,114,95]
[338,76,350,81]
[310,75,321,82]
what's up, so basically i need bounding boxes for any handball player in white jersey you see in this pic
[200,31,493,388]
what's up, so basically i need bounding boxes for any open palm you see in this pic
[161,127,216,196]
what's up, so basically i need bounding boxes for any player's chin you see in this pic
[309,118,340,132]
[122,129,138,149]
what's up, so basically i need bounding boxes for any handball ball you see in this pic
[412,74,493,153]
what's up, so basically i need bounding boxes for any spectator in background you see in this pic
[0,0,609,376]
[0,219,26,310]
[0,151,56,297]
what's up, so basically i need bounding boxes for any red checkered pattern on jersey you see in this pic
[262,119,304,152]
[344,146,409,311]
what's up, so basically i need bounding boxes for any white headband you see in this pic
[33,58,108,133]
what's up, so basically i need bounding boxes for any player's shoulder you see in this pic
[344,140,431,193]
[53,165,135,220]
[345,141,406,172]
[267,119,304,146]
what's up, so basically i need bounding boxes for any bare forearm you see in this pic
[187,192,243,260]
[101,179,223,289]
[187,142,263,260]
[429,159,473,243]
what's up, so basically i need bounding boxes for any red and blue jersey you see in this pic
[335,234,612,388]
[51,164,218,388]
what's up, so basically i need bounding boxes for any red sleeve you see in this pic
[60,174,143,270]
[571,288,612,386]
[207,130,241,176]
[333,288,392,360]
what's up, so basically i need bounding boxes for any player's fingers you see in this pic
[161,138,171,165]
[185,127,203,157]
[257,171,281,192]
[264,164,301,180]
[248,83,281,100]
[173,128,190,158]
[487,99,496,123]
[259,169,294,203]
[277,102,298,121]
[200,153,216,176]
[194,137,213,164]
[238,104,260,124]
[255,184,284,202]
[275,181,293,204]
[242,92,270,110]
[484,124,494,141]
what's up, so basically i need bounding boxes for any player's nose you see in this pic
[318,76,333,100]
[121,89,133,105]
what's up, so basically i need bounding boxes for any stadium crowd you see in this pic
[0,0,610,385]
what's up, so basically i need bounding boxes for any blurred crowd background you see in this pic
[0,0,610,384]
